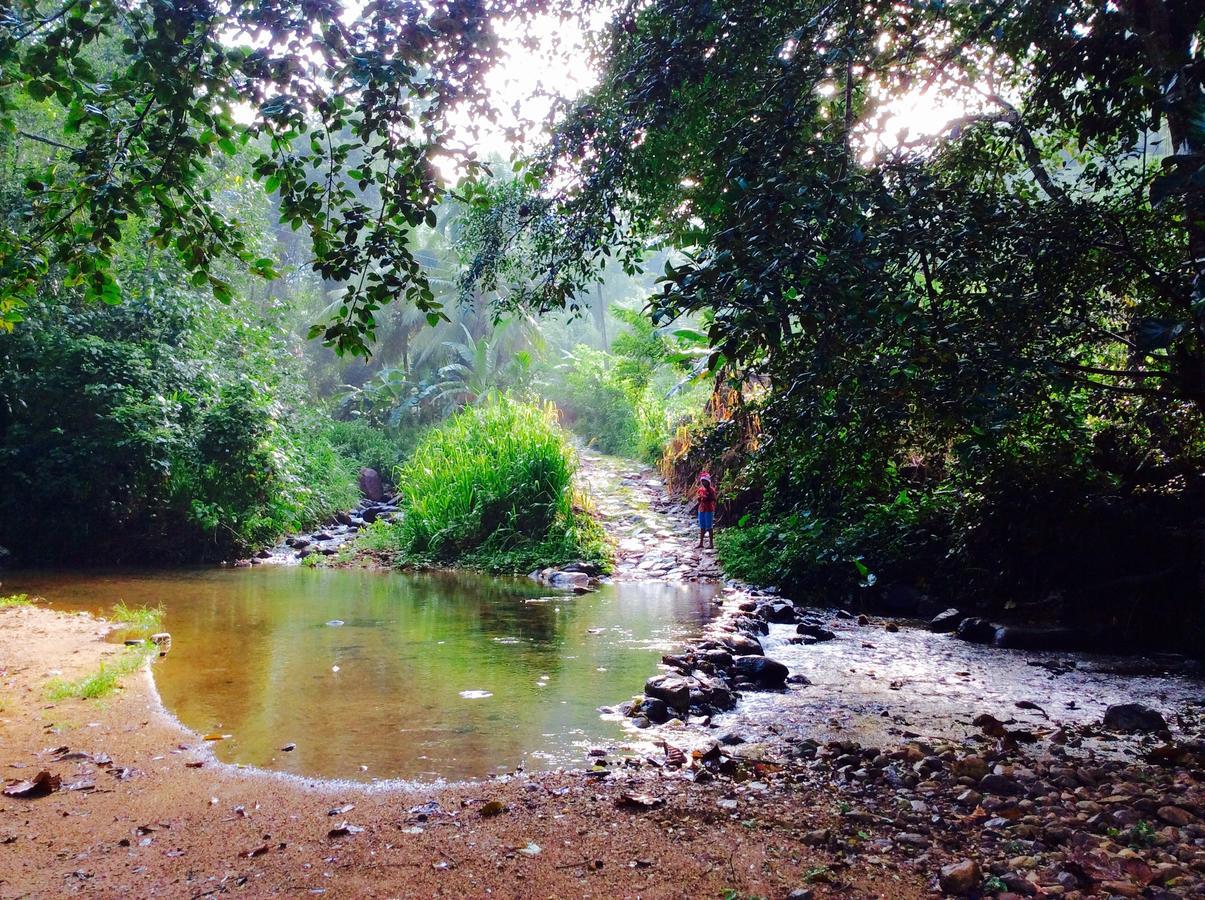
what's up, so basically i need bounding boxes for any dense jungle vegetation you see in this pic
[0,0,1202,637]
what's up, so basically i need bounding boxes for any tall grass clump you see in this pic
[0,593,35,608]
[389,395,609,572]
[46,643,153,701]
[110,601,164,635]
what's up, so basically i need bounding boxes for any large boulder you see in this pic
[718,632,763,656]
[929,608,964,633]
[760,601,798,624]
[796,622,837,642]
[1103,702,1167,733]
[732,655,789,689]
[691,673,736,711]
[956,617,1000,645]
[644,674,692,711]
[358,467,385,502]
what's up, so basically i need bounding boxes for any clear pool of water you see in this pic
[5,567,719,782]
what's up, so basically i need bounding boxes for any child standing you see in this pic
[696,473,717,549]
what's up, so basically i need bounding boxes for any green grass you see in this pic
[110,601,164,635]
[367,395,611,573]
[46,643,154,701]
[0,593,35,607]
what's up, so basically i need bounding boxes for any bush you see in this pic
[0,291,359,564]
[381,395,609,572]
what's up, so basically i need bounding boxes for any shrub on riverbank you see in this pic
[374,395,608,572]
[0,291,360,565]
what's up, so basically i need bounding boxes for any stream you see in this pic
[5,567,719,783]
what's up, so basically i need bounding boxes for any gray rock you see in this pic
[929,608,964,633]
[717,632,763,656]
[644,674,692,710]
[979,773,1026,796]
[796,622,837,641]
[358,467,384,501]
[1103,702,1167,732]
[956,616,1000,644]
[732,655,789,689]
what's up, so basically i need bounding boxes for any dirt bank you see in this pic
[0,605,922,899]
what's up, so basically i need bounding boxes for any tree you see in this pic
[0,0,588,356]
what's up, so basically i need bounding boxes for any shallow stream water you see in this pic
[5,568,719,782]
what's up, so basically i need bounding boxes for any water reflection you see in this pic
[7,568,718,781]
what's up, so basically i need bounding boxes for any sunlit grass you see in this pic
[110,601,164,635]
[45,643,153,701]
[374,395,611,573]
[0,593,35,608]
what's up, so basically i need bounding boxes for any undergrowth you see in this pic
[0,593,35,607]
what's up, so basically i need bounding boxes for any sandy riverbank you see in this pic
[0,604,922,899]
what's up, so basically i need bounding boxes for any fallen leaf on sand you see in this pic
[328,822,364,838]
[327,803,354,816]
[240,844,270,858]
[185,761,204,768]
[617,792,665,811]
[63,778,95,792]
[480,800,507,818]
[3,770,60,798]
[516,842,541,857]
[280,743,296,752]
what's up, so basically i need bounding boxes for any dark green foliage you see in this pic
[0,0,574,355]
[324,420,410,481]
[0,288,358,564]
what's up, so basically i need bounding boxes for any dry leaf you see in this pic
[480,800,506,817]
[3,770,60,798]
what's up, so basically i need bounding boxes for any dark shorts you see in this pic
[698,510,714,530]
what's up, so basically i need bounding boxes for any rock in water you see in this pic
[644,674,692,711]
[717,632,763,656]
[938,859,981,896]
[796,622,837,641]
[150,632,172,656]
[929,608,964,633]
[732,655,789,689]
[1103,702,1167,732]
[955,616,999,644]
[358,467,384,502]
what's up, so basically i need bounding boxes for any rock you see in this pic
[757,600,796,624]
[796,622,837,641]
[291,538,310,550]
[980,773,1026,796]
[561,560,603,576]
[635,696,670,724]
[786,889,815,900]
[361,507,380,524]
[644,675,691,711]
[857,614,870,626]
[1103,702,1166,732]
[732,655,789,689]
[929,608,964,633]
[956,616,1000,644]
[150,632,172,657]
[1157,805,1198,826]
[717,633,763,656]
[786,673,812,686]
[951,756,989,780]
[358,467,384,501]
[548,570,592,589]
[939,859,981,896]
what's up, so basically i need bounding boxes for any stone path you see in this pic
[574,448,724,582]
